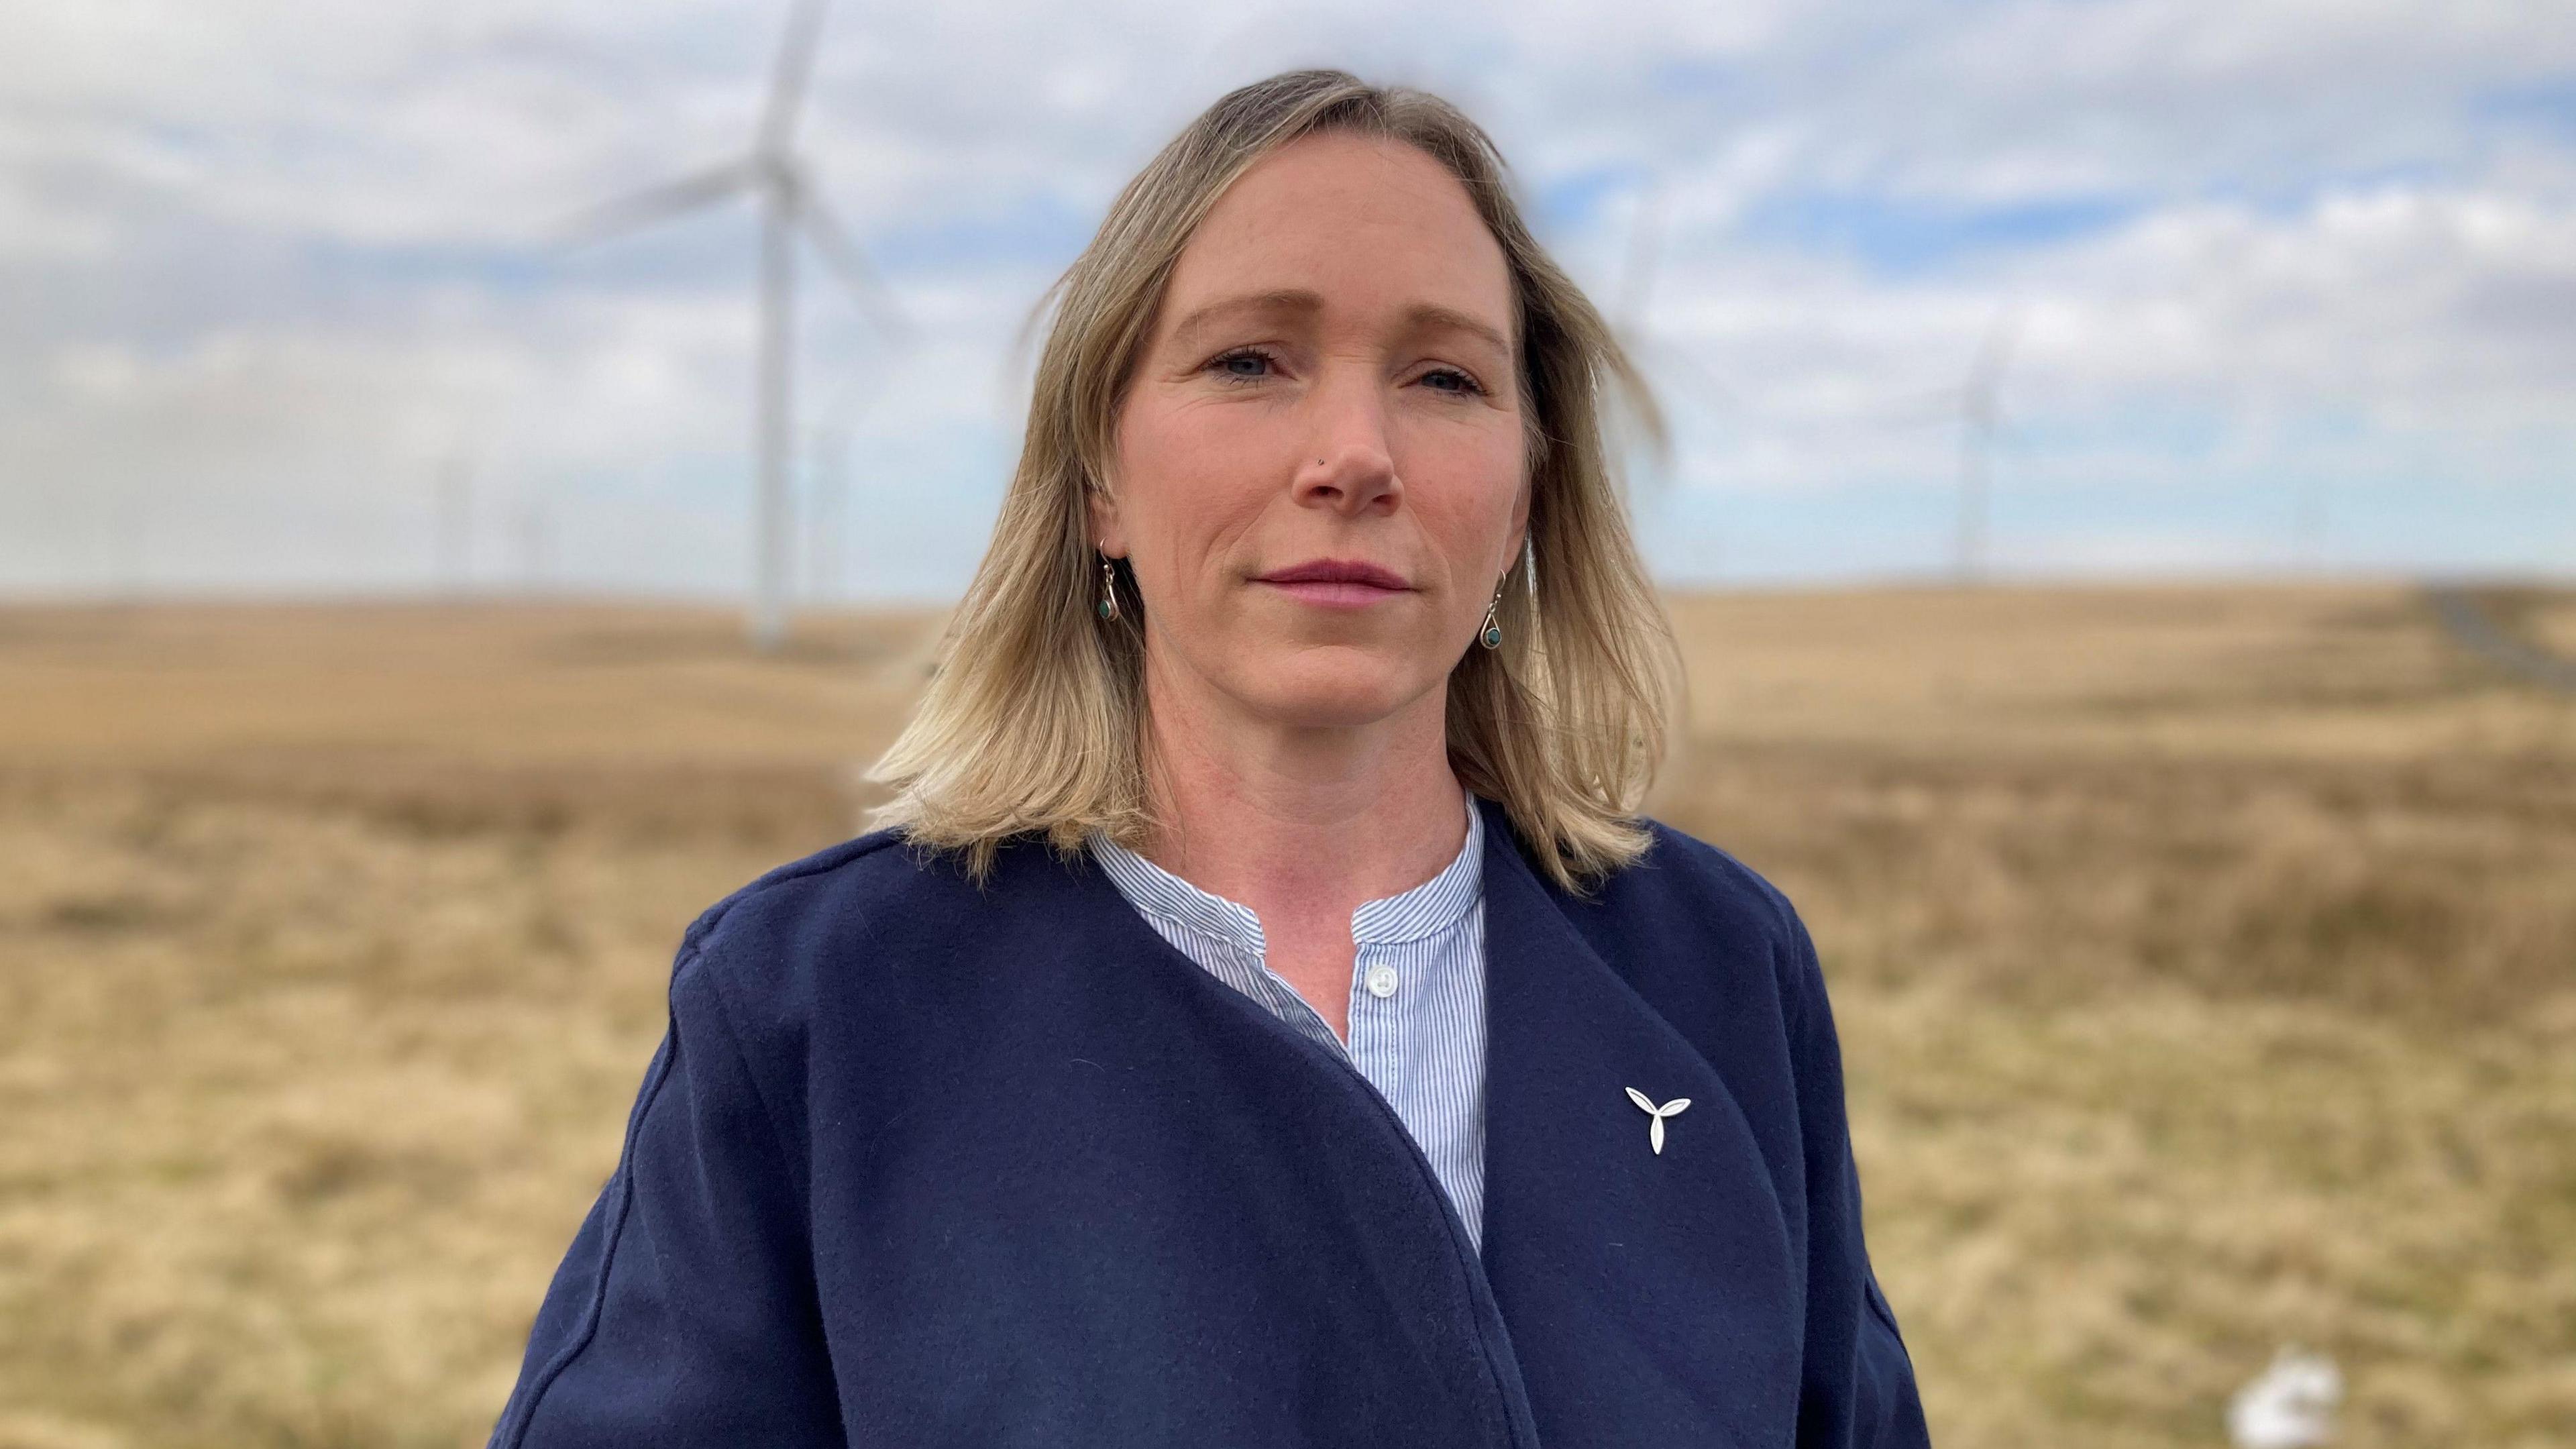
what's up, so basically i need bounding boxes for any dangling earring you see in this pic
[1479,537,1532,650]
[1097,554,1120,621]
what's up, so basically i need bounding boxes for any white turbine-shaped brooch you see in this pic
[1625,1087,1691,1155]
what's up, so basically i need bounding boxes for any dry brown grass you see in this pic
[2,583,2571,1448]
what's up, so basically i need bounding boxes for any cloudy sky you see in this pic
[3,0,2570,602]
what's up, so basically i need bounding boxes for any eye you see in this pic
[1418,366,1487,398]
[1206,347,1277,383]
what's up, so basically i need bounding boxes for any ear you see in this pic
[1085,479,1124,557]
[1504,478,1532,584]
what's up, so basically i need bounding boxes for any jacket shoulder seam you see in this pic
[676,945,808,1234]
[678,826,914,957]
[1646,819,1811,1035]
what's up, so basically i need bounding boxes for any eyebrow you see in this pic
[1406,303,1513,359]
[1166,289,1514,358]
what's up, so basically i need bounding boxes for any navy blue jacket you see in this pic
[488,792,1931,1447]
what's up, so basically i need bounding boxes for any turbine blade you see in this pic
[1615,176,1670,341]
[1648,338,1743,418]
[759,0,835,154]
[1625,1086,1656,1113]
[798,195,914,345]
[1966,299,2025,396]
[557,161,756,244]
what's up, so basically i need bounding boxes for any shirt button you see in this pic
[1364,963,1400,999]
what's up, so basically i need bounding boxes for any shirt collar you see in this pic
[1086,784,1485,955]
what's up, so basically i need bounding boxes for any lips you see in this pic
[1252,557,1413,610]
[1253,559,1411,590]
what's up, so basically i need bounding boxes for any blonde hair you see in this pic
[862,68,1683,896]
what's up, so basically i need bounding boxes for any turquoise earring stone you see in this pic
[1481,623,1502,649]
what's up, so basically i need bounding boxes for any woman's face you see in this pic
[1096,130,1528,735]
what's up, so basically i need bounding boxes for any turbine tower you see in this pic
[1955,301,2023,585]
[567,0,908,651]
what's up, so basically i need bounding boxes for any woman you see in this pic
[488,69,1929,1448]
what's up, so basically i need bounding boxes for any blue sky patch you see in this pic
[1737,189,2146,276]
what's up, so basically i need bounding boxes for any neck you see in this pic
[1132,640,1468,926]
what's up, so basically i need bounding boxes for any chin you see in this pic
[1230,651,1424,730]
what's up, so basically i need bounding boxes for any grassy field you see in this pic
[2,582,2571,1448]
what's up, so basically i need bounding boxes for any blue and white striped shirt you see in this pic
[1085,787,1489,1250]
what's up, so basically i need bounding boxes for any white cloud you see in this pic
[0,0,2569,597]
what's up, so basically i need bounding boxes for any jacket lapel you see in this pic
[1474,795,1805,1447]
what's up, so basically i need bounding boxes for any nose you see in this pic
[1293,375,1400,516]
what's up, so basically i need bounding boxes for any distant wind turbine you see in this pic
[516,494,555,594]
[1614,178,1669,347]
[437,454,473,595]
[807,422,848,606]
[564,0,910,651]
[1611,176,1735,449]
[804,356,898,608]
[1954,301,2023,585]
[2292,474,2329,573]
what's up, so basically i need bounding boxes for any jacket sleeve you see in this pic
[486,942,845,1448]
[1782,904,1933,1448]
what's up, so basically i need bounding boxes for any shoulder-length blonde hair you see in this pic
[862,67,1683,897]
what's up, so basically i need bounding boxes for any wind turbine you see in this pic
[566,0,909,651]
[804,356,892,608]
[1610,176,1786,577]
[1953,301,2023,585]
[1611,176,1731,460]
[436,454,473,596]
[1613,178,1669,348]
